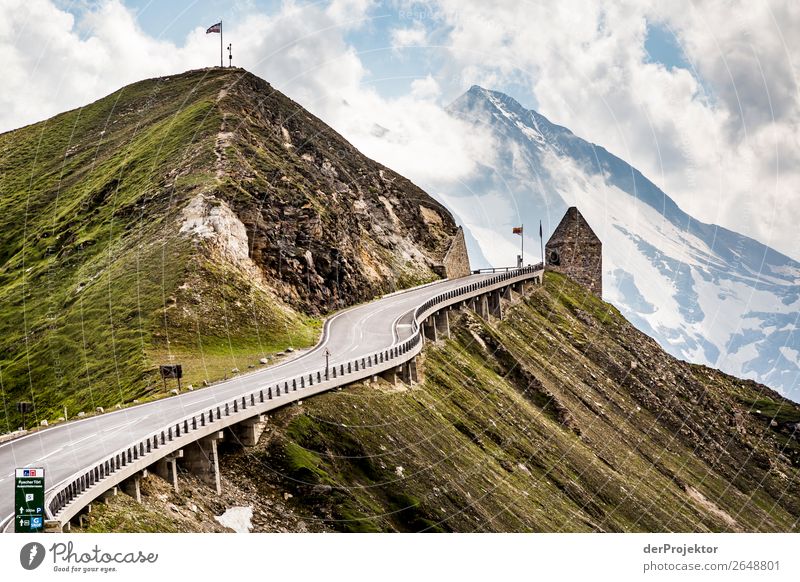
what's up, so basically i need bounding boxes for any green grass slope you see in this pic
[0,66,463,431]
[233,271,800,532]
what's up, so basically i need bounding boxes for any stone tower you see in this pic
[545,207,602,296]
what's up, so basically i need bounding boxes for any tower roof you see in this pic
[546,206,600,247]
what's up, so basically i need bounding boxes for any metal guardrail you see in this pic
[472,266,524,274]
[37,264,543,527]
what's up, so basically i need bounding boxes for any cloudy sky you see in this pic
[3,0,799,260]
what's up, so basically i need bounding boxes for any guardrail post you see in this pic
[293,379,297,391]
[268,387,273,399]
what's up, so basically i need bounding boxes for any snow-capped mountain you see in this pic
[440,86,800,400]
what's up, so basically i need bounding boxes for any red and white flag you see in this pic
[206,22,221,34]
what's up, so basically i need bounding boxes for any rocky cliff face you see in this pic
[213,71,466,310]
[0,68,465,424]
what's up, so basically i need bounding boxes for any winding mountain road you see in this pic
[1,271,521,529]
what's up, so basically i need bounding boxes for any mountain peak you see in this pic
[0,67,470,422]
[441,84,800,400]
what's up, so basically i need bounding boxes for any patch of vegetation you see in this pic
[245,271,800,532]
[0,69,319,427]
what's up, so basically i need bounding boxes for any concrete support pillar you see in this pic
[423,318,438,342]
[153,451,182,492]
[488,290,503,319]
[502,285,513,301]
[230,414,268,447]
[121,474,141,503]
[184,432,223,495]
[380,367,398,386]
[99,486,119,504]
[473,294,489,318]
[399,358,418,385]
[434,310,450,339]
[405,357,419,384]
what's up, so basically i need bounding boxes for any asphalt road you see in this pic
[0,273,498,524]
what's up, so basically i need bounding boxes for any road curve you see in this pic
[0,272,513,526]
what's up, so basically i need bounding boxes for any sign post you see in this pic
[160,364,183,392]
[16,401,33,430]
[14,467,45,533]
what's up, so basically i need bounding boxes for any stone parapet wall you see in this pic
[441,227,471,279]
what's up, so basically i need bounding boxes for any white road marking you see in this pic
[70,434,95,446]
[190,396,216,404]
[35,447,65,462]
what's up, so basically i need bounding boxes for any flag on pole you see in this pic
[512,226,523,235]
[206,21,223,67]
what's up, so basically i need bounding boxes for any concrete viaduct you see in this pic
[0,265,543,532]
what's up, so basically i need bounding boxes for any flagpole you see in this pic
[521,224,524,266]
[220,20,223,68]
[540,220,544,266]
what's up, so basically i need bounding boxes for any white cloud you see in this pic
[410,74,440,99]
[0,0,492,190]
[390,23,427,49]
[426,0,800,260]
[325,0,376,27]
[2,0,798,262]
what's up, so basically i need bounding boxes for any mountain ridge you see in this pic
[442,85,800,400]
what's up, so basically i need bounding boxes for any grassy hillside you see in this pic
[0,67,460,428]
[81,271,800,532]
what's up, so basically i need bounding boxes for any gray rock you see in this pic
[259,358,269,365]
